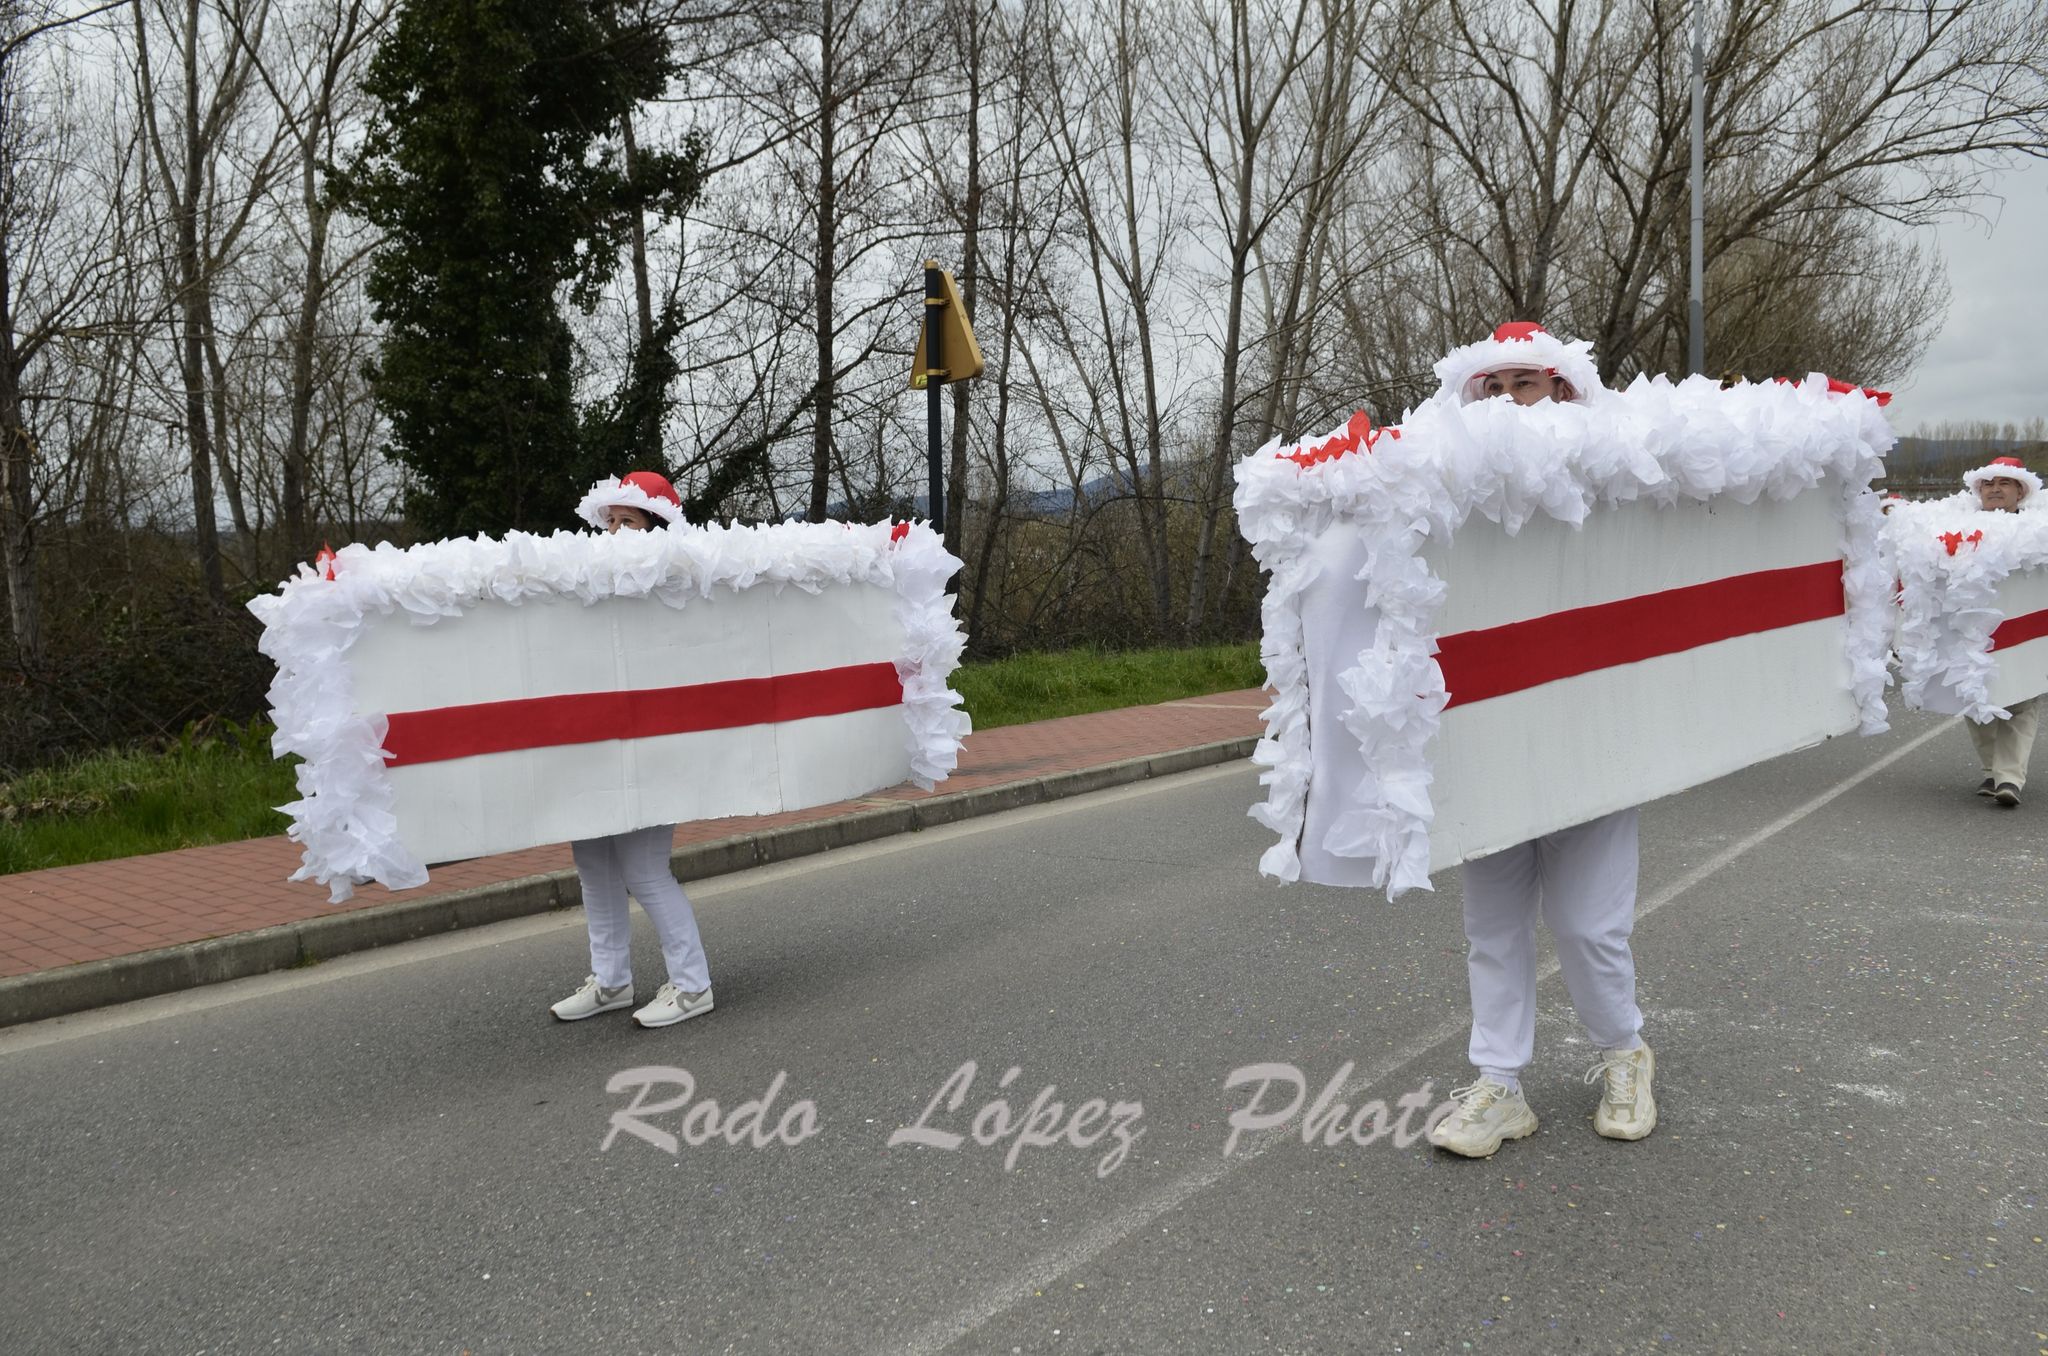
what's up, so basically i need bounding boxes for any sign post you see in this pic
[1687,0,1706,376]
[911,261,984,534]
[924,262,944,530]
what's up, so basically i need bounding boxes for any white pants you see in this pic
[1459,808,1643,1081]
[571,825,711,992]
[1967,698,2038,790]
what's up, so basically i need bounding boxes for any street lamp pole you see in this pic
[925,261,945,532]
[1688,0,1706,377]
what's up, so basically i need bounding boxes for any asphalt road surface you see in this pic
[2,704,2043,1355]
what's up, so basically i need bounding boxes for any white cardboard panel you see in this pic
[348,584,904,712]
[1426,487,1853,867]
[1296,486,1855,886]
[1429,621,1851,868]
[765,581,904,674]
[618,591,776,696]
[1986,567,2048,712]
[1430,492,1840,630]
[387,726,788,864]
[352,583,912,866]
[774,706,916,810]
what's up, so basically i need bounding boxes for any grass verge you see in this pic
[951,641,1263,730]
[0,642,1264,874]
[0,720,298,876]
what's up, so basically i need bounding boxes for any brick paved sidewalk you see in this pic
[0,690,1267,987]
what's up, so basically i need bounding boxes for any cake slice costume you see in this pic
[1885,454,2048,807]
[250,470,972,1024]
[250,488,970,906]
[1235,323,1896,1155]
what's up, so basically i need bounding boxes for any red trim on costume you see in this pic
[1990,608,2048,653]
[381,662,905,767]
[1771,375,1892,407]
[1280,409,1396,468]
[1436,561,1846,709]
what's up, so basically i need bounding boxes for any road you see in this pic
[1,705,2042,1355]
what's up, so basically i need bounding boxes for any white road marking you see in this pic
[1632,721,1951,916]
[889,718,1957,1356]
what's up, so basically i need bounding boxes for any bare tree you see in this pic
[1035,0,1186,634]
[670,0,940,523]
[130,0,285,599]
[801,0,927,520]
[921,0,986,561]
[949,0,1062,641]
[2,0,131,668]
[1179,0,1391,635]
[224,0,387,568]
[1374,0,2048,383]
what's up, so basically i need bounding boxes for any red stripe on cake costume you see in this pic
[381,662,905,767]
[1990,608,2048,653]
[1436,561,1846,709]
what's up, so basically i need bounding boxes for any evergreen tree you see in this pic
[336,0,702,539]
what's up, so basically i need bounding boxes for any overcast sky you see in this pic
[1887,157,2047,435]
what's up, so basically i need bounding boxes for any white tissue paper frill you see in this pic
[1235,373,1894,898]
[1883,494,2048,722]
[248,521,971,903]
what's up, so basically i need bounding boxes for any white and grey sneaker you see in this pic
[633,982,714,1029]
[1587,1043,1657,1141]
[551,975,635,1021]
[1427,1077,1539,1158]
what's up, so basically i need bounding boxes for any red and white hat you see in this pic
[1432,321,1607,407]
[1961,455,2042,501]
[577,471,684,529]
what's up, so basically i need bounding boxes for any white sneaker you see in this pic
[1586,1043,1657,1140]
[633,982,714,1029]
[551,975,634,1021]
[1427,1077,1538,1158]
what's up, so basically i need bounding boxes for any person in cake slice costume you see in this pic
[1960,455,2044,807]
[1402,323,1657,1157]
[547,471,717,1030]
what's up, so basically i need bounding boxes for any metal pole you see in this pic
[924,260,945,531]
[1687,0,1706,377]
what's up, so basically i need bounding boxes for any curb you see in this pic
[0,736,1255,1029]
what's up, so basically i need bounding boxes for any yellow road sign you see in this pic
[911,265,984,389]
